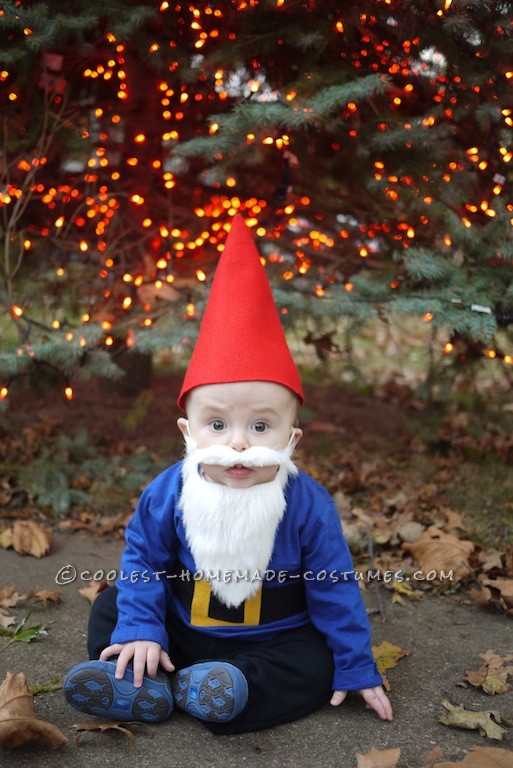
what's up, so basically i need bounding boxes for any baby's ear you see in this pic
[177,417,189,438]
[292,427,303,447]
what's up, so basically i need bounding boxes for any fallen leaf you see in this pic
[390,581,424,604]
[0,527,13,550]
[32,589,62,608]
[0,614,48,651]
[478,549,505,573]
[0,585,27,609]
[373,640,410,672]
[470,578,513,617]
[422,745,443,767]
[396,520,425,543]
[356,746,401,768]
[439,698,507,740]
[73,721,150,745]
[433,745,513,767]
[481,578,513,608]
[11,521,53,558]
[372,640,410,691]
[505,546,513,577]
[79,581,109,604]
[0,610,15,629]
[440,507,466,532]
[0,671,68,749]
[402,527,474,583]
[465,650,513,695]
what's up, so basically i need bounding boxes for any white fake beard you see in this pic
[178,439,298,608]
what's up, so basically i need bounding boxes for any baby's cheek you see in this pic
[254,466,280,485]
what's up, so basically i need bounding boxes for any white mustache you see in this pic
[183,437,298,473]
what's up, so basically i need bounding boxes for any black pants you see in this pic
[87,586,334,734]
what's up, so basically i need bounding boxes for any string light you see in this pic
[2,2,512,406]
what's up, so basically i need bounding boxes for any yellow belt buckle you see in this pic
[190,580,262,627]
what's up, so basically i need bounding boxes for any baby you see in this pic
[64,215,392,733]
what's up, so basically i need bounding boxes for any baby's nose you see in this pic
[229,429,248,452]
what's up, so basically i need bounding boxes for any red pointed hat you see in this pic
[178,214,303,409]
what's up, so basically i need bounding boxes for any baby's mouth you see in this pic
[227,464,253,477]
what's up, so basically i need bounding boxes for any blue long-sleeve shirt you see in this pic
[110,462,382,692]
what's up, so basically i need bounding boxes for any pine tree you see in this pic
[1,0,512,406]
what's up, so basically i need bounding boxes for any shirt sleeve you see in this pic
[109,472,179,653]
[300,498,382,692]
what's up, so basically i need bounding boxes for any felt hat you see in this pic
[178,214,303,410]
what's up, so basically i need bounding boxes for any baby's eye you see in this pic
[252,421,269,433]
[209,419,227,431]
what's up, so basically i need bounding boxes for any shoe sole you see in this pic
[63,661,173,722]
[172,662,248,722]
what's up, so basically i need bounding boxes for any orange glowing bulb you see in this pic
[64,386,73,401]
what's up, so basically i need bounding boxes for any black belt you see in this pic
[172,561,307,626]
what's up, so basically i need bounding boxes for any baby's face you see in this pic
[178,381,301,488]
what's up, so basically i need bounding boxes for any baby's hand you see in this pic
[330,686,393,721]
[100,640,175,687]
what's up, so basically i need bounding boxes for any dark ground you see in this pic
[1,374,513,766]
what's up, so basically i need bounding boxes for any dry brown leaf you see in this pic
[465,650,513,696]
[470,577,513,616]
[73,721,149,745]
[0,609,15,629]
[481,578,513,608]
[422,746,444,767]
[0,527,13,550]
[402,527,474,583]
[439,698,507,740]
[0,585,27,609]
[478,549,505,573]
[433,745,513,768]
[0,671,68,749]
[11,521,53,558]
[356,746,401,768]
[440,507,466,532]
[32,589,62,608]
[79,581,110,604]
[504,546,513,577]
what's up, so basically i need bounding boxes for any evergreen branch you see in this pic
[308,74,390,117]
